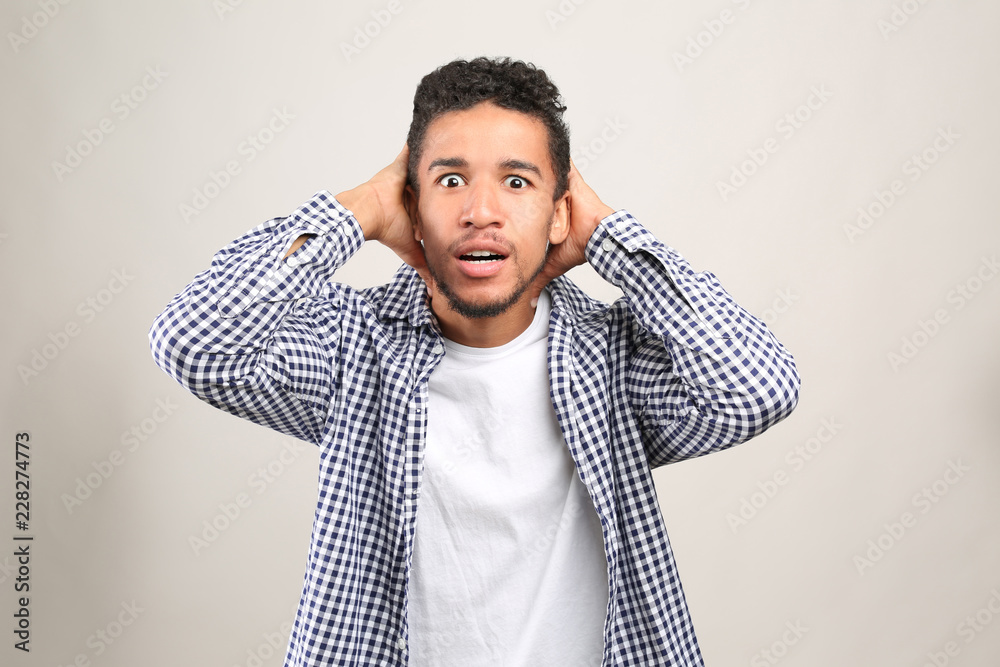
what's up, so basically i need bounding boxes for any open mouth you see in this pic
[459,250,507,264]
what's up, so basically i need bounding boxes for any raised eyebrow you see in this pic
[499,158,542,178]
[427,157,468,172]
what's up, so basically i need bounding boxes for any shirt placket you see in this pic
[396,331,445,661]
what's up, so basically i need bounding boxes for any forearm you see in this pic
[587,210,800,463]
[281,185,374,259]
[148,191,364,441]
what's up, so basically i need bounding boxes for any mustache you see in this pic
[445,231,516,256]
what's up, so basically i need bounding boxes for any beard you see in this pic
[426,239,549,320]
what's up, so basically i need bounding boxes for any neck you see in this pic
[432,294,537,348]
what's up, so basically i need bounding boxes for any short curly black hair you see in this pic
[406,56,570,201]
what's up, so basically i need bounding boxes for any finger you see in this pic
[399,239,430,283]
[568,160,592,198]
[527,259,560,305]
[384,144,410,181]
[527,278,546,307]
[411,252,429,283]
[567,158,584,187]
[411,254,433,293]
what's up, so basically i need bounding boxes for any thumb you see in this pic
[397,236,430,286]
[527,259,560,307]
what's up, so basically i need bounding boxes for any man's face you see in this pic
[409,102,568,321]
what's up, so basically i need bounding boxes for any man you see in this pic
[150,57,800,666]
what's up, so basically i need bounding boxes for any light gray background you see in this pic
[3,1,999,665]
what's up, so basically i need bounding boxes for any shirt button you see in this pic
[601,238,615,252]
[396,636,407,651]
[615,220,628,232]
[431,343,444,355]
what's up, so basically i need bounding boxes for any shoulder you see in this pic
[339,264,431,329]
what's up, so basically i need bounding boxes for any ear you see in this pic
[547,191,570,245]
[404,183,422,241]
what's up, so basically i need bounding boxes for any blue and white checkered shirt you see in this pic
[149,191,800,666]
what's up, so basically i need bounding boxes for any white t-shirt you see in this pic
[409,291,609,666]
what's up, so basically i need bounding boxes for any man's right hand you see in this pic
[336,145,429,282]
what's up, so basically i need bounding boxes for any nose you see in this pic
[461,180,503,228]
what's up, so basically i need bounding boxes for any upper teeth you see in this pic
[469,250,494,257]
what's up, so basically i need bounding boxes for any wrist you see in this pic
[594,204,615,228]
[579,206,613,249]
[336,184,382,241]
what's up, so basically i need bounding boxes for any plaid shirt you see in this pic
[149,191,800,666]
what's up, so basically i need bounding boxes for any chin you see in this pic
[441,288,524,320]
[428,273,524,319]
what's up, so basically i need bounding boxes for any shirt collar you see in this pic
[378,264,435,328]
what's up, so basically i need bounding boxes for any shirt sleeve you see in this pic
[585,210,801,467]
[148,191,365,444]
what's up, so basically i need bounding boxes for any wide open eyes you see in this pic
[439,174,467,188]
[503,175,529,189]
[436,174,531,189]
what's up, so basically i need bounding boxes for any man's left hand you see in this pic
[530,160,615,303]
